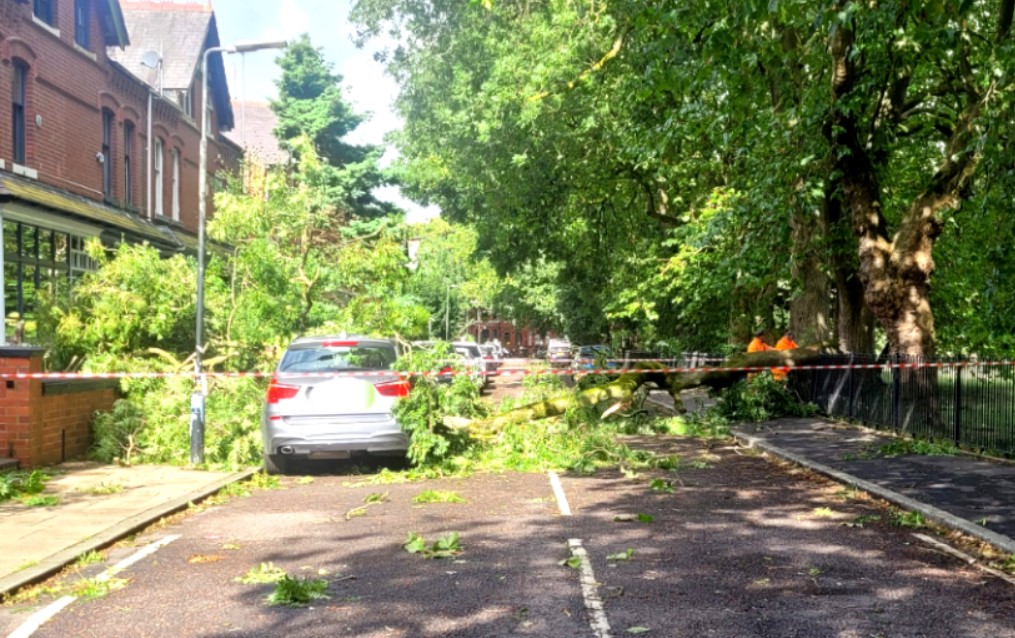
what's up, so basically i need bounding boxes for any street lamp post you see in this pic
[192,39,287,465]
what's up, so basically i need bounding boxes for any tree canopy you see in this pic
[352,0,1015,356]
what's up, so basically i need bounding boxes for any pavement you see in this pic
[733,417,1015,555]
[2,412,1015,601]
[0,461,254,597]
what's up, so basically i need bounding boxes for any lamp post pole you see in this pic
[445,284,450,341]
[192,40,286,466]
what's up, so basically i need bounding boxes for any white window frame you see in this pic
[154,138,164,217]
[171,148,180,221]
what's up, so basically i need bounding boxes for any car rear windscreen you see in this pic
[280,343,397,372]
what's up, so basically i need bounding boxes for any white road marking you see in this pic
[568,539,613,638]
[5,597,76,638]
[5,535,181,638]
[548,471,572,516]
[547,472,613,638]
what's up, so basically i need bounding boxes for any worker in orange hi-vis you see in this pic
[746,330,772,380]
[772,330,799,381]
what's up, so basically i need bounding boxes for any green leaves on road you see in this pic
[266,575,330,608]
[403,532,462,559]
[613,513,654,523]
[413,490,466,504]
[345,491,390,520]
[607,548,636,562]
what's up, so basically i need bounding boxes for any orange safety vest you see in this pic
[772,336,799,380]
[747,337,771,353]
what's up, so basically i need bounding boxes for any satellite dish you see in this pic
[140,50,162,69]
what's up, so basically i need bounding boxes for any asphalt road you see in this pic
[6,434,1015,638]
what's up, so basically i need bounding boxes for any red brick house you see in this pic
[0,0,240,345]
[0,0,244,469]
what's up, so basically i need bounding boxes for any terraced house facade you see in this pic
[0,0,240,344]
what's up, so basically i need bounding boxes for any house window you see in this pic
[123,122,135,207]
[178,90,193,118]
[154,138,164,216]
[171,149,180,221]
[205,101,214,138]
[74,0,90,49]
[12,62,27,165]
[101,109,114,201]
[33,0,54,26]
[3,220,93,343]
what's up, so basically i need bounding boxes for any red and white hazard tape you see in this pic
[0,359,1010,381]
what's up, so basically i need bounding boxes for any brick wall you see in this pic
[0,0,233,235]
[0,347,118,468]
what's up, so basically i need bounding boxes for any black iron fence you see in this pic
[672,351,1015,457]
[788,354,1015,458]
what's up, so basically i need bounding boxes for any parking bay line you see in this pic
[6,535,180,638]
[547,472,613,638]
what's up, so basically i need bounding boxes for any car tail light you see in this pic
[321,340,358,347]
[266,379,299,404]
[375,380,411,397]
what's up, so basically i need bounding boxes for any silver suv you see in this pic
[261,335,408,474]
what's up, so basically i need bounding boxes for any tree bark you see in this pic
[789,206,832,346]
[820,174,875,353]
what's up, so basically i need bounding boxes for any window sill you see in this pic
[12,164,38,180]
[154,214,184,228]
[31,15,61,40]
[72,43,97,62]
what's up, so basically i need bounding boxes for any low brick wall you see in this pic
[0,348,119,468]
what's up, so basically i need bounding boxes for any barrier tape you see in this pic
[1,359,1011,381]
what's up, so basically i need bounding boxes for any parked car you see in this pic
[411,340,490,387]
[478,344,504,373]
[261,335,408,474]
[573,344,619,370]
[546,338,572,368]
[453,341,492,386]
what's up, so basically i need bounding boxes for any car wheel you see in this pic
[263,453,287,475]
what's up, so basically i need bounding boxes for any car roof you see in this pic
[287,335,394,348]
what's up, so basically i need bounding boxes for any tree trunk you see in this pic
[455,347,839,434]
[821,176,875,353]
[827,2,1002,357]
[789,206,832,346]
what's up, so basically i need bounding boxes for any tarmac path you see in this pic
[5,438,1015,637]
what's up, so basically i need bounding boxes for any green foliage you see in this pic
[412,490,465,504]
[403,531,462,559]
[20,495,60,507]
[714,375,815,424]
[236,563,287,585]
[393,344,486,465]
[89,376,265,469]
[266,575,330,607]
[606,548,635,562]
[43,242,217,371]
[0,470,48,502]
[353,0,1015,355]
[271,34,390,219]
[891,510,927,529]
[875,439,959,458]
[649,479,674,494]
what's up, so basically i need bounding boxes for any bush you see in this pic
[90,375,264,469]
[714,373,815,423]
[393,344,487,466]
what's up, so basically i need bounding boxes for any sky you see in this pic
[213,0,438,222]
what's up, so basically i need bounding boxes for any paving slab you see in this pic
[734,417,1015,554]
[0,461,254,596]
